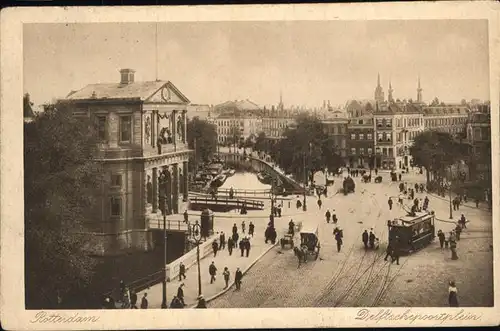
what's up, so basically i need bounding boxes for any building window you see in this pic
[367,148,373,155]
[382,148,387,156]
[386,133,391,142]
[358,119,364,125]
[376,119,383,128]
[351,134,356,140]
[110,196,122,217]
[96,116,107,141]
[367,133,373,140]
[351,147,356,155]
[359,134,364,140]
[377,133,383,142]
[120,115,132,143]
[386,119,392,128]
[359,147,365,155]
[111,174,122,187]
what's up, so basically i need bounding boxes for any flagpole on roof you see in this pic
[155,22,159,81]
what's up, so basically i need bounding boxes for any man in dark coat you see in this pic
[227,237,234,256]
[129,289,138,309]
[179,262,186,281]
[209,261,217,284]
[362,230,369,249]
[219,231,226,250]
[239,239,245,257]
[369,230,376,249]
[455,224,462,241]
[384,242,392,261]
[140,293,148,309]
[399,182,404,192]
[177,283,185,306]
[398,173,402,181]
[248,222,255,237]
[212,240,219,257]
[288,219,295,236]
[391,237,400,265]
[325,209,331,223]
[437,230,445,249]
[244,238,251,257]
[183,210,189,223]
[232,223,238,235]
[335,228,343,252]
[235,267,243,291]
[388,198,393,211]
[232,232,239,249]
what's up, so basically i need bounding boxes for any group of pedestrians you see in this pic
[324,209,338,224]
[208,262,244,291]
[103,280,149,309]
[361,228,379,250]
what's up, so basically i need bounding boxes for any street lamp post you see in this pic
[448,165,453,219]
[161,195,168,309]
[192,222,203,296]
[302,152,307,211]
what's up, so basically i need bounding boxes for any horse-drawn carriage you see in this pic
[280,233,294,249]
[342,177,355,195]
[374,175,383,183]
[390,171,398,182]
[362,174,371,183]
[294,225,320,266]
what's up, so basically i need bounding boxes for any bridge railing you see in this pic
[189,196,264,209]
[147,215,189,231]
[217,188,272,197]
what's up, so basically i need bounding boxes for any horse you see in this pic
[293,246,308,268]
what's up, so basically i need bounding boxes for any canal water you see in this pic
[220,172,271,191]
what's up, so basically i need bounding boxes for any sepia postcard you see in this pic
[1,1,499,329]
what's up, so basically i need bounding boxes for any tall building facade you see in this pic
[63,69,192,255]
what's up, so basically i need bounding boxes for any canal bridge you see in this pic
[214,151,309,194]
[189,196,264,212]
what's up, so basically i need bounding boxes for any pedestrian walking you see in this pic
[362,230,369,249]
[332,213,338,224]
[455,224,462,241]
[177,283,185,306]
[130,289,138,309]
[388,198,393,210]
[317,198,322,209]
[239,238,245,257]
[140,293,148,309]
[391,237,400,265]
[227,237,234,256]
[235,267,243,290]
[212,240,219,257]
[288,219,295,236]
[460,214,467,229]
[232,232,239,249]
[170,296,183,309]
[232,223,238,235]
[325,209,331,223]
[183,210,189,223]
[335,227,343,252]
[369,230,376,249]
[450,238,458,260]
[414,183,419,193]
[384,242,392,261]
[209,261,217,284]
[241,220,246,234]
[398,173,402,181]
[219,231,226,250]
[223,267,230,289]
[448,281,459,307]
[475,198,480,208]
[248,222,255,237]
[438,230,445,249]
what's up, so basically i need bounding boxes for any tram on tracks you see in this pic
[387,211,436,255]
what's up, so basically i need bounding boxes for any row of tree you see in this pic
[252,113,344,181]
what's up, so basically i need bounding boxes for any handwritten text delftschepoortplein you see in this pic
[30,311,100,324]
[355,309,482,324]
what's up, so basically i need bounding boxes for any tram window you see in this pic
[422,220,431,232]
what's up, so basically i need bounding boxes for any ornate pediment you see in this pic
[145,82,190,104]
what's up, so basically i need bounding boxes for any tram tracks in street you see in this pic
[372,258,409,306]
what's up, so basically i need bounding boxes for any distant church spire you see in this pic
[374,73,385,104]
[388,80,394,103]
[417,76,423,103]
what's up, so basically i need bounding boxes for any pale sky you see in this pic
[24,20,490,108]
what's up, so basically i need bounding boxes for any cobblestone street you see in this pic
[209,170,493,308]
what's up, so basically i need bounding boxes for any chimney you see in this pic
[120,69,135,85]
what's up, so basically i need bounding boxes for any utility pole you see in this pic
[161,195,168,308]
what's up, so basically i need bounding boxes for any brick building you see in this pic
[346,115,375,168]
[63,69,192,255]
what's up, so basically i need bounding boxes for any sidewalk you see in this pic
[137,210,292,309]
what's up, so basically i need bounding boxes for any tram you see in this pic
[387,211,436,255]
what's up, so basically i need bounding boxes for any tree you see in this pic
[24,93,35,118]
[254,132,268,152]
[271,113,343,181]
[24,101,103,309]
[431,97,440,106]
[187,117,217,168]
[409,130,466,185]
